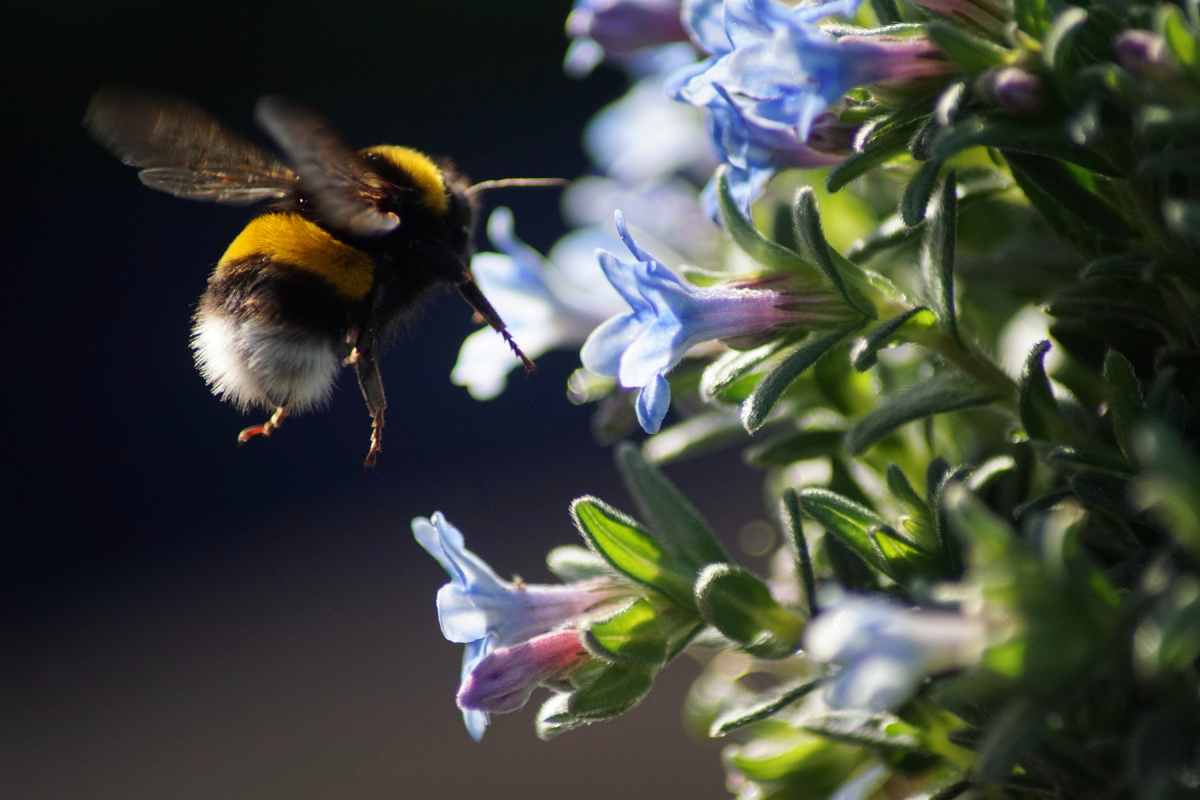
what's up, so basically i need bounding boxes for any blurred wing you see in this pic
[84,87,298,205]
[254,95,399,237]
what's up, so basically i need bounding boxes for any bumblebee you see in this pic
[85,88,558,465]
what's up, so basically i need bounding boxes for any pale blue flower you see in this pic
[565,0,689,77]
[452,209,625,400]
[803,595,985,712]
[413,512,627,739]
[581,211,826,433]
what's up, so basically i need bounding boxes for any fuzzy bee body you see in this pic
[85,90,537,464]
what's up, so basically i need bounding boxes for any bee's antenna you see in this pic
[457,277,536,374]
[466,177,568,197]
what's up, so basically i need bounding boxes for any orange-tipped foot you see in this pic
[237,406,288,445]
[363,411,385,468]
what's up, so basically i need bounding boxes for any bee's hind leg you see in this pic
[353,334,387,468]
[237,405,288,445]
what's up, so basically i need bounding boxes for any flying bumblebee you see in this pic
[85,88,559,466]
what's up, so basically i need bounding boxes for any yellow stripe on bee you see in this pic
[362,145,449,214]
[218,213,374,300]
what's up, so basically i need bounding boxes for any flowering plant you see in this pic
[423,1,1200,797]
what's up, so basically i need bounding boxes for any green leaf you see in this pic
[536,663,655,739]
[642,411,746,465]
[614,442,729,568]
[694,564,807,658]
[1013,0,1053,37]
[1158,5,1199,75]
[570,497,696,609]
[1043,7,1089,80]
[700,339,789,403]
[1018,340,1072,443]
[792,187,876,316]
[1103,349,1142,463]
[827,114,927,193]
[716,167,821,278]
[926,20,1010,72]
[887,464,937,551]
[710,679,824,737]
[902,159,943,226]
[744,428,845,468]
[852,307,935,371]
[799,709,923,752]
[782,490,820,615]
[845,372,999,455]
[796,488,908,580]
[921,171,961,345]
[1005,153,1132,253]
[932,116,1120,175]
[584,597,699,667]
[742,323,863,434]
[546,545,612,583]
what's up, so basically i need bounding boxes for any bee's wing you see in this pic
[84,87,298,205]
[254,96,400,238]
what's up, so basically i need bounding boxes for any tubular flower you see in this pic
[413,512,629,739]
[457,629,592,714]
[452,208,626,400]
[581,211,858,433]
[565,0,689,77]
[803,595,986,712]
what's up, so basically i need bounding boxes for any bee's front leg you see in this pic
[353,331,387,468]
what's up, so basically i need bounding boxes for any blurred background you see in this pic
[5,1,767,797]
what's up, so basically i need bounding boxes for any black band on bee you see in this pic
[202,254,356,337]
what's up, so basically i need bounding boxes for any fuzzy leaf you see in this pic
[827,114,927,192]
[694,564,806,659]
[570,497,696,609]
[1018,340,1072,443]
[742,323,862,434]
[743,428,845,468]
[710,679,824,737]
[852,307,935,371]
[700,340,789,403]
[921,171,961,344]
[615,443,728,568]
[932,116,1119,175]
[642,412,746,465]
[902,159,943,226]
[717,167,820,278]
[799,709,923,752]
[584,597,699,667]
[926,20,1010,72]
[782,490,820,615]
[546,545,613,583]
[845,372,999,455]
[536,663,655,739]
[1103,349,1143,463]
[793,187,876,316]
[796,488,910,580]
[1158,5,1199,75]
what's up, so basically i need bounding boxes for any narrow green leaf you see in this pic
[887,464,937,551]
[742,323,862,434]
[744,428,845,468]
[870,525,939,582]
[1006,153,1132,249]
[796,488,898,579]
[700,339,789,402]
[546,545,612,583]
[1013,0,1053,37]
[615,443,729,568]
[827,115,927,192]
[570,497,696,609]
[694,564,807,658]
[727,730,868,788]
[926,20,1010,72]
[716,167,821,277]
[1158,5,1199,74]
[852,307,935,371]
[1043,7,1089,79]
[1018,340,1072,443]
[932,116,1120,175]
[710,679,824,737]
[536,663,656,739]
[1103,349,1143,463]
[921,171,961,344]
[792,187,876,316]
[799,709,923,752]
[642,411,746,465]
[846,372,1000,455]
[868,0,901,26]
[584,597,699,667]
[782,490,820,615]
[902,159,943,226]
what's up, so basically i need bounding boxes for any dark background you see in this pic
[5,2,765,798]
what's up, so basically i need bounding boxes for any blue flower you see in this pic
[413,512,628,739]
[452,209,626,400]
[565,0,690,77]
[581,211,828,433]
[457,629,591,714]
[803,595,985,712]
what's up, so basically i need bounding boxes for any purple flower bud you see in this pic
[1115,30,1179,80]
[457,630,591,713]
[565,0,688,76]
[978,66,1044,115]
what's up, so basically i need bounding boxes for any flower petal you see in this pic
[597,250,651,313]
[825,653,921,712]
[581,313,644,377]
[436,584,491,644]
[460,637,493,741]
[618,323,681,388]
[635,373,672,434]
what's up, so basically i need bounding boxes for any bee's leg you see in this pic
[354,335,387,468]
[237,405,289,444]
